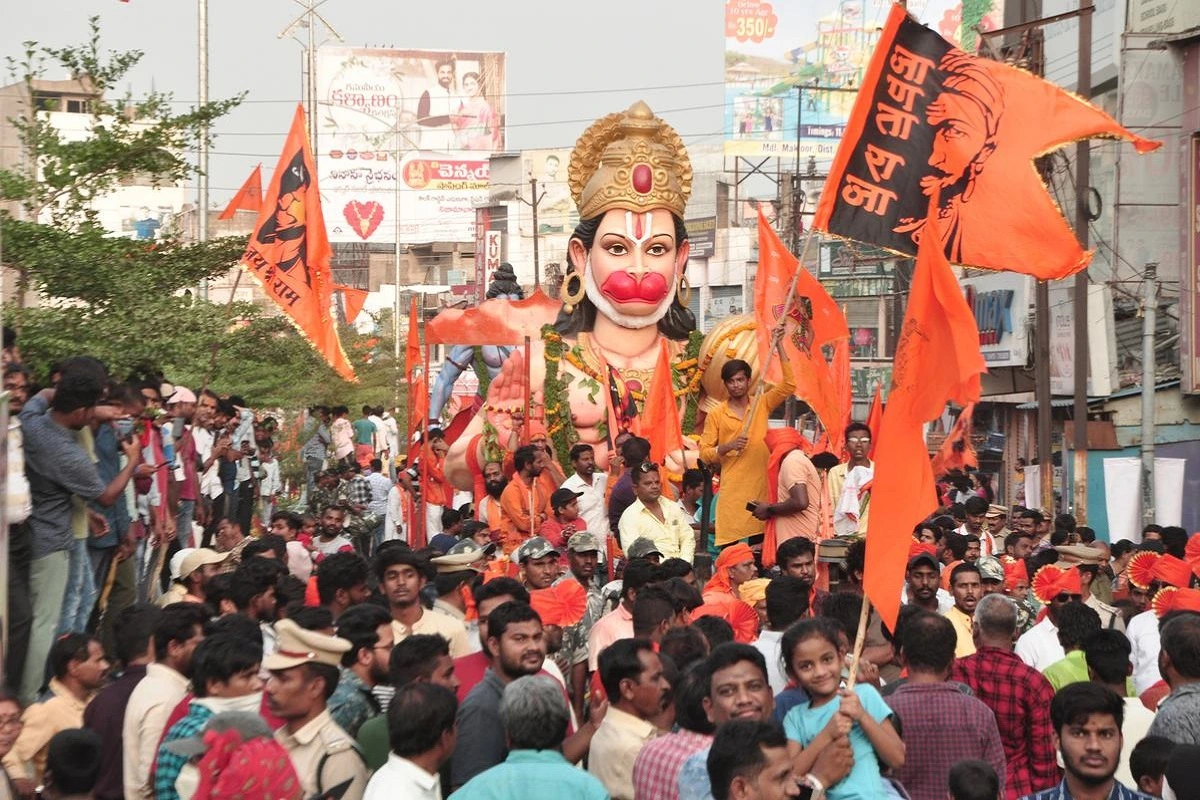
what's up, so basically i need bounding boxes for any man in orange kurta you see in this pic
[498,444,552,553]
[699,352,794,547]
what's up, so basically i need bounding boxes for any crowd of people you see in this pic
[0,347,1199,800]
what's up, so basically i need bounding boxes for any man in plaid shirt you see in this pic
[888,612,1006,800]
[952,593,1060,800]
[630,664,713,798]
[153,634,264,800]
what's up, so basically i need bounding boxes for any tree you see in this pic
[0,18,396,409]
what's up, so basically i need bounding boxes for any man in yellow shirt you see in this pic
[943,562,982,658]
[4,633,109,789]
[617,462,695,563]
[698,336,794,548]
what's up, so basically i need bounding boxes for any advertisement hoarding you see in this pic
[687,216,718,259]
[518,148,576,236]
[317,47,505,244]
[960,272,1031,369]
[723,0,1004,159]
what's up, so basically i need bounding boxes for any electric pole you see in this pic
[279,0,343,150]
[1072,0,1093,523]
[1141,262,1158,525]
[198,0,209,301]
[522,177,546,290]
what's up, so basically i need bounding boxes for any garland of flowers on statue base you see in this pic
[542,325,705,470]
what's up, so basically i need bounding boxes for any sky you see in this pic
[2,0,729,206]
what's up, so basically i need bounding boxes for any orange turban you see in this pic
[704,543,756,597]
[1031,564,1083,604]
[1152,554,1194,589]
[1152,586,1200,617]
[528,581,588,627]
[1004,560,1029,592]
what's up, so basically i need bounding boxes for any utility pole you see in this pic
[279,0,343,150]
[1141,262,1158,525]
[522,177,546,290]
[1071,0,1093,523]
[198,0,209,301]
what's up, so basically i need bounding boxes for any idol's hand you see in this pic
[484,349,528,446]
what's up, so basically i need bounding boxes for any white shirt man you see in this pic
[1015,617,1064,672]
[1127,608,1164,693]
[561,455,609,561]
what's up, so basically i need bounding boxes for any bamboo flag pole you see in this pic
[845,592,873,686]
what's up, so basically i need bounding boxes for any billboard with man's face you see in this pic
[316,47,506,244]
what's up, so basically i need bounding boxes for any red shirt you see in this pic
[951,645,1060,799]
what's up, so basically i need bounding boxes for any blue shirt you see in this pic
[89,425,130,550]
[677,746,715,800]
[1019,780,1154,800]
[453,749,609,800]
[154,703,215,800]
[782,683,894,800]
[773,686,810,725]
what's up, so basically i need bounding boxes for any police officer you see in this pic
[1056,544,1126,632]
[264,618,369,799]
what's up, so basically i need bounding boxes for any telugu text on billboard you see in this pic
[723,0,1005,159]
[317,47,506,244]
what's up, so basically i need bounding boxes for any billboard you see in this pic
[723,0,1005,159]
[316,47,506,244]
[518,148,576,236]
[961,272,1031,369]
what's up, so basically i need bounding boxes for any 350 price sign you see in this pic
[725,0,779,44]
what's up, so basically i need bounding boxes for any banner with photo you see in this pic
[317,47,505,244]
[518,148,576,236]
[722,0,1005,159]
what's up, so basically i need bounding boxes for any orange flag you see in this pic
[864,200,986,630]
[406,296,424,449]
[754,210,848,439]
[240,106,354,380]
[812,3,1159,280]
[336,285,369,325]
[865,384,883,457]
[639,340,684,469]
[219,165,263,220]
[829,337,851,456]
[930,402,979,478]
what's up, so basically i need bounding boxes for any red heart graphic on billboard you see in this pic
[343,201,384,240]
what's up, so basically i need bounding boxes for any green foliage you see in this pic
[2,17,243,225]
[0,17,406,411]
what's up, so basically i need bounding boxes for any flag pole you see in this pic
[735,223,820,443]
[845,592,873,686]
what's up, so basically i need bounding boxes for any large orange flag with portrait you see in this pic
[865,200,986,630]
[812,3,1159,280]
[753,210,848,444]
[240,106,354,380]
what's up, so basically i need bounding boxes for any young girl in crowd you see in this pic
[780,618,906,799]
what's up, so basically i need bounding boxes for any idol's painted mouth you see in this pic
[601,271,669,303]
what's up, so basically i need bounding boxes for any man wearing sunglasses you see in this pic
[618,462,695,563]
[827,421,874,537]
[1016,564,1085,671]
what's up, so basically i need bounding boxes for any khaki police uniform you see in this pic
[264,619,368,800]
[1055,544,1126,632]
